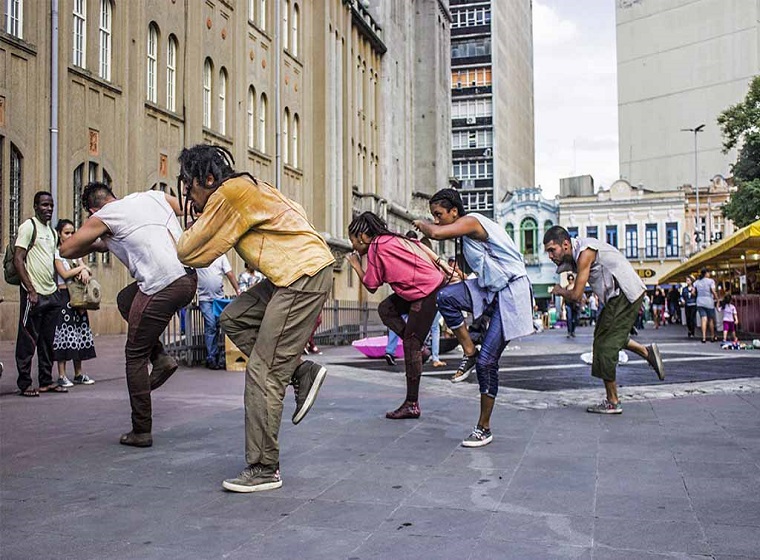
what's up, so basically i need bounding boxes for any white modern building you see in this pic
[616,0,759,191]
[495,187,558,304]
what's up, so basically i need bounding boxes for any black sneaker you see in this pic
[384,352,396,366]
[452,349,479,383]
[222,463,282,493]
[646,343,665,380]
[150,353,178,391]
[291,360,327,425]
[462,425,493,447]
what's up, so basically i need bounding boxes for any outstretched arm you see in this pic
[60,217,110,259]
[412,215,488,242]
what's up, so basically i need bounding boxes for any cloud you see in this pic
[533,1,579,47]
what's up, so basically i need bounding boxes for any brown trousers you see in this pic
[220,266,332,466]
[117,272,197,433]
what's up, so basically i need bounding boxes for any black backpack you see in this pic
[3,219,38,285]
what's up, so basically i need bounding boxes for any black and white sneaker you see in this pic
[646,343,665,380]
[384,352,396,366]
[451,349,479,383]
[462,425,493,447]
[291,360,328,425]
[222,463,282,493]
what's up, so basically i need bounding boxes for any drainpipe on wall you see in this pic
[274,0,282,190]
[50,0,60,224]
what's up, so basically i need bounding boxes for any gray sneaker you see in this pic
[646,344,665,380]
[291,360,327,425]
[58,376,74,388]
[586,399,623,414]
[462,425,493,447]
[222,463,282,493]
[73,374,95,385]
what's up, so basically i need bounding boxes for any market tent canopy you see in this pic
[659,219,760,284]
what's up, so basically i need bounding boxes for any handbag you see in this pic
[69,277,102,310]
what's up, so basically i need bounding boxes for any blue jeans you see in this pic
[437,282,508,397]
[199,300,220,365]
[385,313,408,355]
[430,311,442,361]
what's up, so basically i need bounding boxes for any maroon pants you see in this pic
[116,273,197,433]
[377,289,439,402]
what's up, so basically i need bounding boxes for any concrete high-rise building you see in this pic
[617,0,759,191]
[449,0,534,218]
[0,0,451,339]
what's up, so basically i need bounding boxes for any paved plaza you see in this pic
[1,326,760,559]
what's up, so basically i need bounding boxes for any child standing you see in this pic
[722,295,739,343]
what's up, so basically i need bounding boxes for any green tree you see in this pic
[718,76,760,227]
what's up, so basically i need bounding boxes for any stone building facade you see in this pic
[0,0,451,339]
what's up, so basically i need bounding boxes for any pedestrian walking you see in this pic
[565,273,579,338]
[347,212,448,419]
[652,287,666,328]
[61,182,197,447]
[667,285,681,324]
[544,226,665,414]
[53,219,96,388]
[681,275,697,338]
[413,188,534,447]
[175,145,333,493]
[588,293,599,326]
[721,294,739,343]
[197,254,240,369]
[694,268,718,343]
[13,192,67,396]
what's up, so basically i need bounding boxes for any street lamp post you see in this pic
[681,124,705,250]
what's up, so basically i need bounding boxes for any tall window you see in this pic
[218,68,228,135]
[282,0,289,51]
[520,218,538,255]
[202,58,212,128]
[146,24,158,103]
[248,0,255,21]
[505,223,515,241]
[666,222,679,257]
[291,3,299,57]
[567,226,579,239]
[544,220,553,233]
[586,226,598,239]
[73,0,87,68]
[625,225,638,258]
[9,143,22,237]
[259,93,267,152]
[605,225,618,248]
[247,86,256,148]
[282,107,290,163]
[98,0,112,80]
[259,0,267,29]
[166,36,177,111]
[73,164,84,228]
[645,224,658,258]
[292,113,299,167]
[5,0,22,38]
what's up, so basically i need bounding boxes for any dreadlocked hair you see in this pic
[429,188,466,217]
[348,212,394,239]
[177,144,257,227]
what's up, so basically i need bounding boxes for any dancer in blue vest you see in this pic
[413,188,534,447]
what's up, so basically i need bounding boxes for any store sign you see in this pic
[635,268,656,279]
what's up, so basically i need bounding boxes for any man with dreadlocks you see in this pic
[413,188,535,447]
[175,144,333,493]
[60,182,197,447]
[347,212,450,419]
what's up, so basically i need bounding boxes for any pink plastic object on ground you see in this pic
[351,336,404,358]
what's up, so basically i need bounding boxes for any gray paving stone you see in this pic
[471,538,592,559]
[690,497,760,526]
[224,525,370,560]
[683,476,760,501]
[593,518,711,555]
[509,467,596,494]
[676,460,760,478]
[594,492,698,522]
[278,499,394,532]
[405,473,508,512]
[704,523,760,557]
[483,511,594,547]
[375,505,492,538]
[518,454,598,474]
[350,533,480,560]
[500,489,595,516]
[592,547,712,559]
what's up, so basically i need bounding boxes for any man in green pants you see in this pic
[176,145,334,492]
[543,226,665,414]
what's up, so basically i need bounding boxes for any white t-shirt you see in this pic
[54,249,72,287]
[95,191,188,296]
[196,255,232,302]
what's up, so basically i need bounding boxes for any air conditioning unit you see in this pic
[483,148,492,157]
[466,117,476,124]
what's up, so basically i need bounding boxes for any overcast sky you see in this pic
[532,0,619,197]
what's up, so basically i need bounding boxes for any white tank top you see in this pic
[95,191,188,295]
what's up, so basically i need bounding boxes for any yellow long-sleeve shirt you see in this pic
[176,175,335,288]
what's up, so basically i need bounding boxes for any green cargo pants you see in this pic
[591,293,644,382]
[220,266,332,466]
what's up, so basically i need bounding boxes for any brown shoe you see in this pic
[385,401,420,419]
[119,431,153,447]
[150,354,178,391]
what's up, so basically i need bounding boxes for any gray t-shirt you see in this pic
[693,277,716,308]
[196,254,232,302]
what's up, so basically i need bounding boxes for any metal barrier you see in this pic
[734,295,760,336]
[161,299,386,366]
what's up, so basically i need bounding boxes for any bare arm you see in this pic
[412,215,488,242]
[13,248,37,302]
[225,270,240,295]
[60,216,110,259]
[346,253,377,294]
[165,193,183,217]
[54,259,86,281]
[552,249,595,304]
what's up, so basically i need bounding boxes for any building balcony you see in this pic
[451,84,492,97]
[451,24,490,37]
[452,116,492,128]
[631,246,682,261]
[451,54,492,66]
[453,147,493,159]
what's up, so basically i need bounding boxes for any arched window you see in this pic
[218,67,228,135]
[147,23,159,102]
[282,0,289,51]
[73,0,87,68]
[291,3,299,57]
[6,0,23,39]
[98,0,112,80]
[247,86,256,148]
[505,222,514,241]
[544,219,553,233]
[9,143,23,237]
[292,113,299,168]
[520,217,538,255]
[73,164,84,228]
[202,58,212,128]
[283,107,290,164]
[166,36,178,111]
[259,93,267,152]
